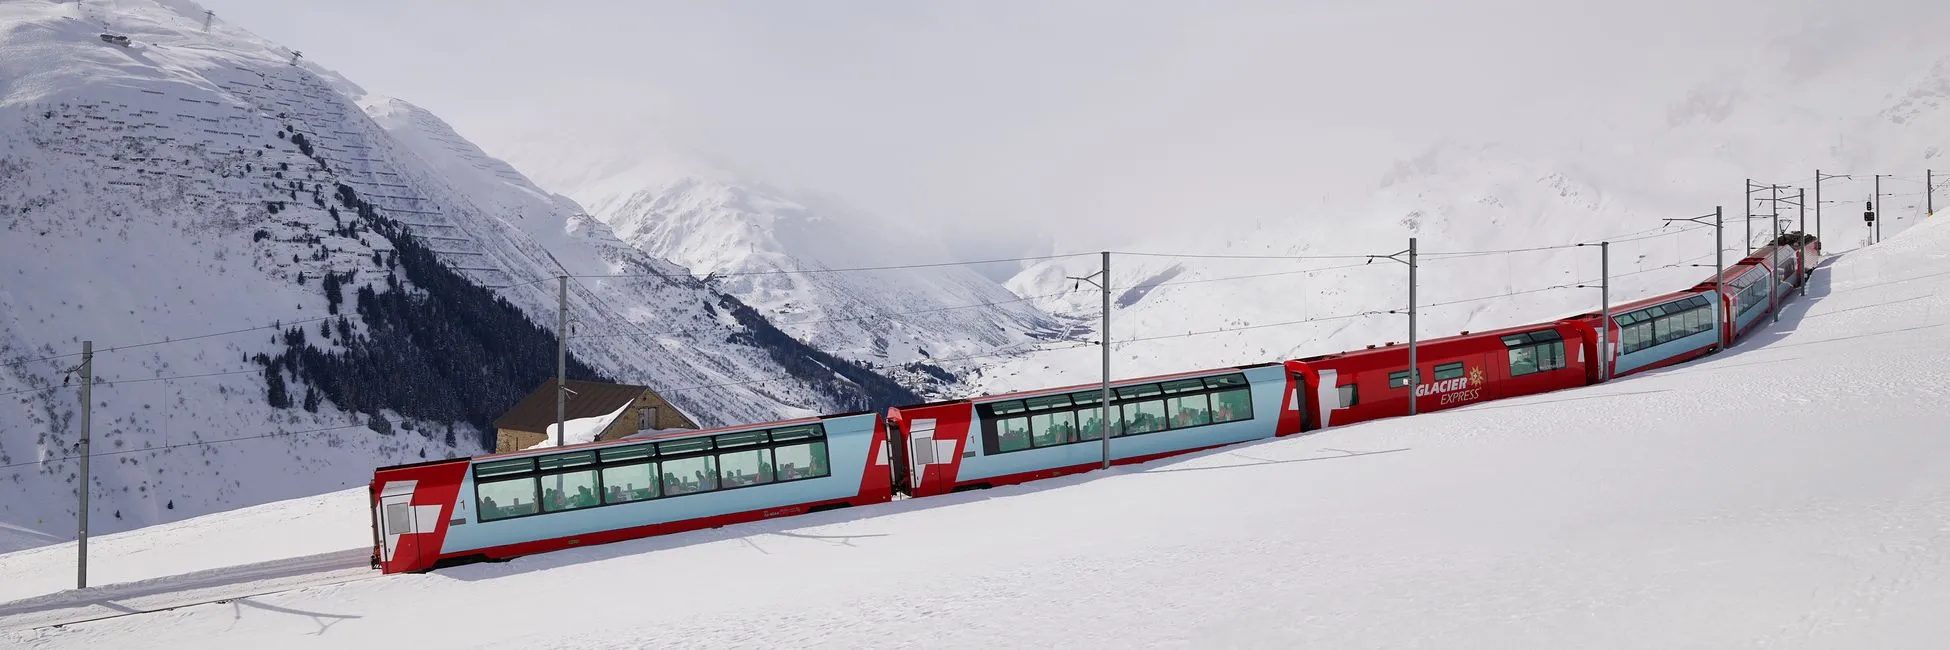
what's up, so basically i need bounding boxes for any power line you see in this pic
[1115,310,1388,345]
[2,368,263,398]
[570,290,1076,342]
[569,252,1095,280]
[1140,260,1380,292]
[2,316,335,370]
[655,339,1094,394]
[0,422,374,471]
[1112,250,1720,346]
[1109,250,1374,261]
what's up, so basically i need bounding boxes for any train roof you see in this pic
[378,409,876,472]
[1294,320,1572,363]
[1692,257,1766,289]
[1563,287,1714,321]
[895,361,1281,410]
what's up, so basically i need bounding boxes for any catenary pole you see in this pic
[1672,208,1726,350]
[77,340,92,589]
[1774,197,1783,323]
[556,276,567,447]
[1600,242,1610,382]
[1815,169,1823,244]
[1745,177,1753,253]
[1100,252,1112,470]
[1406,237,1418,416]
[1929,169,1936,217]
[1715,207,1726,348]
[1799,187,1809,297]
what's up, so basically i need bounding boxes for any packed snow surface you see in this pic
[4,216,1949,647]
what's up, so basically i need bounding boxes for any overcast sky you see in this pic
[196,0,1857,259]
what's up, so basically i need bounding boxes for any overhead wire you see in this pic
[1,315,336,370]
[567,252,1097,280]
[0,422,375,471]
[1,368,265,398]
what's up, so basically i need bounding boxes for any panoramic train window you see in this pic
[471,423,834,522]
[476,476,538,521]
[975,372,1256,454]
[1504,329,1566,377]
[1731,270,1770,317]
[771,441,829,481]
[1616,295,1714,355]
[660,455,717,496]
[1387,370,1412,389]
[601,462,657,504]
[538,451,599,513]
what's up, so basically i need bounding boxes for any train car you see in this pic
[1286,321,1591,430]
[1694,260,1774,345]
[1774,232,1823,280]
[369,411,891,574]
[1570,289,1723,381]
[887,363,1303,498]
[1758,244,1803,306]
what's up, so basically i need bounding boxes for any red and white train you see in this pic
[370,235,1821,573]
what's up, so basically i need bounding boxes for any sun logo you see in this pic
[1468,367,1484,387]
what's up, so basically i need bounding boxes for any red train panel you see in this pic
[1287,320,1591,429]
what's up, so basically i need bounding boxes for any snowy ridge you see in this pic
[501,147,1068,397]
[7,198,1950,648]
[0,0,903,545]
[993,25,1950,394]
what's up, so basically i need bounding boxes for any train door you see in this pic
[1287,370,1310,433]
[376,488,420,572]
[904,418,943,495]
[885,415,911,497]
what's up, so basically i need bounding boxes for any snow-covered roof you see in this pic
[493,379,648,433]
[522,402,631,450]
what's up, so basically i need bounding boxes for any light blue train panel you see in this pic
[441,412,879,555]
[954,364,1288,483]
[1612,292,1722,376]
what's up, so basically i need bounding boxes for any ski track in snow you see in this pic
[3,219,1950,647]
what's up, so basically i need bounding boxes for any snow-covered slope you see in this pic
[8,203,1950,648]
[0,0,909,545]
[500,145,1069,397]
[990,8,1950,394]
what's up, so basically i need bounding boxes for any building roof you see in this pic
[493,379,647,433]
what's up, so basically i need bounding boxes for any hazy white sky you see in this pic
[195,0,1866,259]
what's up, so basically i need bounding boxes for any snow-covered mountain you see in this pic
[498,145,1070,398]
[8,206,1950,647]
[988,7,1950,394]
[0,0,912,543]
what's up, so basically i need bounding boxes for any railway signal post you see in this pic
[1864,173,1879,243]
